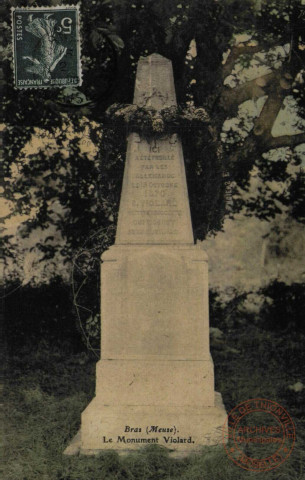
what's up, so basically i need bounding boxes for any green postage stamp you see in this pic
[11,5,82,89]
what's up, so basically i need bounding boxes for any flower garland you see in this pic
[104,103,211,138]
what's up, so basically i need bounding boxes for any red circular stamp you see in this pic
[222,398,295,472]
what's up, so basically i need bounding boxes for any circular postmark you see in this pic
[222,398,295,472]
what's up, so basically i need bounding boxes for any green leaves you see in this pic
[56,87,93,106]
[3,0,305,288]
[90,27,124,52]
[107,33,125,50]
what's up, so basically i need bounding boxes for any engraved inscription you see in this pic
[116,133,193,244]
[126,139,182,237]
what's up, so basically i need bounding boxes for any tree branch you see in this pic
[222,44,262,79]
[268,132,305,150]
[252,72,287,143]
[220,75,273,113]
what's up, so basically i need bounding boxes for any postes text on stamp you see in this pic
[12,5,82,89]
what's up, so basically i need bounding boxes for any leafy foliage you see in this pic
[2,0,305,343]
[260,281,305,331]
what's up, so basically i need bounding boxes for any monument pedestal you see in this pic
[80,395,226,456]
[65,245,227,456]
[64,54,227,457]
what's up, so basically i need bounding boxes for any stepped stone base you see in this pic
[64,392,227,457]
[94,357,215,406]
[64,244,228,457]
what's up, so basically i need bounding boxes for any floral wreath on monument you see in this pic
[104,103,213,138]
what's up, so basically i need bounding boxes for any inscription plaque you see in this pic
[116,134,193,244]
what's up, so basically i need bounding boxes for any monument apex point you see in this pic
[133,52,177,111]
[138,53,171,63]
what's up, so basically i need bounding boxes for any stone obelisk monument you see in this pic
[66,54,227,456]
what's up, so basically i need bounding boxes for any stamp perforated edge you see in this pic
[11,3,83,90]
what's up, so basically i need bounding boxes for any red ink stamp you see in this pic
[222,398,295,472]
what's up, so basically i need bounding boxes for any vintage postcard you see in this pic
[2,1,304,478]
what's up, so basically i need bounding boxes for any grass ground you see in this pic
[3,325,305,480]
